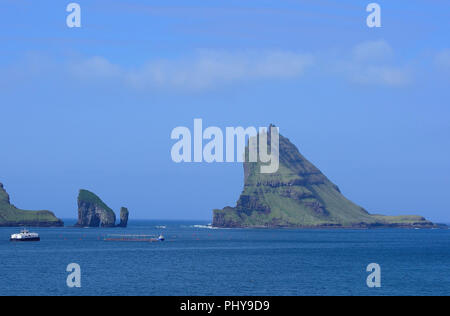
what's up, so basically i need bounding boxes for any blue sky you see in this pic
[0,0,449,221]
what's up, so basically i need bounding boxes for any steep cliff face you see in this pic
[75,190,130,228]
[0,183,10,205]
[76,190,116,227]
[118,207,129,228]
[0,182,64,227]
[213,127,436,229]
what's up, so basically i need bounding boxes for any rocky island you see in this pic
[75,189,129,228]
[118,207,129,228]
[0,182,63,227]
[213,126,436,229]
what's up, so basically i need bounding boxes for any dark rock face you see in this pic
[213,126,437,229]
[75,190,116,227]
[118,207,129,228]
[75,189,130,228]
[0,183,10,204]
[0,182,64,227]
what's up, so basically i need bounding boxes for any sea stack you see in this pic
[118,207,129,228]
[0,182,63,227]
[76,189,116,227]
[75,189,130,228]
[213,126,436,229]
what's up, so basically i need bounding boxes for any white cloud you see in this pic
[0,43,417,92]
[435,49,450,69]
[351,65,411,86]
[66,43,410,90]
[68,50,314,91]
[353,40,393,63]
[335,40,411,87]
[69,56,122,80]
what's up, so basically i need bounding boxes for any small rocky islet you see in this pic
[75,189,129,228]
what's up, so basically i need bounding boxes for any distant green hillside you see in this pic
[0,183,63,227]
[213,126,435,229]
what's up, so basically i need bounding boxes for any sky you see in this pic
[0,0,449,222]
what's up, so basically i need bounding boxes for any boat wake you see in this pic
[191,224,219,230]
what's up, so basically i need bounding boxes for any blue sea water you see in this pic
[0,220,449,296]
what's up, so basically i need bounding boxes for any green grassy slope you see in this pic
[0,183,63,227]
[78,189,115,214]
[213,127,435,228]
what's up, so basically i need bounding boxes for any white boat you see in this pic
[10,229,40,242]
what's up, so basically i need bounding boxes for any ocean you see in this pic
[0,220,449,296]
